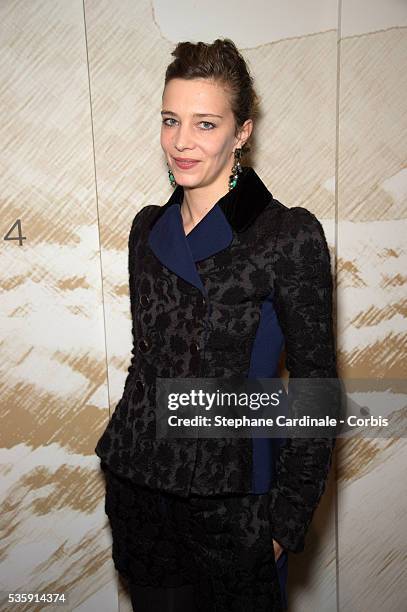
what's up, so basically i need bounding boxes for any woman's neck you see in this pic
[180,171,230,232]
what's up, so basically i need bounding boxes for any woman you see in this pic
[95,38,339,612]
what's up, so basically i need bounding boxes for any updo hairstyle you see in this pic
[164,38,260,155]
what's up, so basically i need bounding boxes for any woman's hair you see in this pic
[164,38,260,154]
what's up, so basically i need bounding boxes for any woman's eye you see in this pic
[199,121,215,130]
[162,118,177,126]
[161,118,215,130]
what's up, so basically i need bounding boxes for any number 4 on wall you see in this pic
[4,220,26,246]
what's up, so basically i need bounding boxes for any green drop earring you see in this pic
[229,147,243,191]
[167,164,176,188]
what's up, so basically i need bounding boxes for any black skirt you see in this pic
[102,465,288,612]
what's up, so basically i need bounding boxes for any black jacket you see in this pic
[95,166,340,553]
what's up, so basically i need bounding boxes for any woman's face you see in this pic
[161,77,252,191]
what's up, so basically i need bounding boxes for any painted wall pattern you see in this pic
[0,0,406,610]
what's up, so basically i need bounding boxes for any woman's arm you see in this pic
[269,206,340,554]
[122,206,153,399]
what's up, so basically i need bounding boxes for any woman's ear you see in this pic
[236,119,253,149]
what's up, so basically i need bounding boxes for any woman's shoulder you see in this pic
[127,205,160,252]
[272,198,323,234]
[270,199,328,249]
[129,204,160,235]
[269,200,331,274]
[130,204,159,227]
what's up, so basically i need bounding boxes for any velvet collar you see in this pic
[148,166,273,233]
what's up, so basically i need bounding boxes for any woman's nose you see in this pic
[174,123,194,151]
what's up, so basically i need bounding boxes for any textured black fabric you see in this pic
[128,583,197,612]
[103,466,285,612]
[95,166,340,554]
[267,206,338,552]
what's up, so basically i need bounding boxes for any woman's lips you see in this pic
[173,158,200,170]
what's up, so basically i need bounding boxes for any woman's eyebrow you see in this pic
[161,110,223,118]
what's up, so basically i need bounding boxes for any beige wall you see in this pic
[0,1,406,610]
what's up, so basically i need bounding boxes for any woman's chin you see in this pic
[174,175,204,189]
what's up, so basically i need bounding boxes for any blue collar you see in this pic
[147,199,233,294]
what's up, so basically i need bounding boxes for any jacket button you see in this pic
[135,379,144,394]
[138,337,150,353]
[139,294,150,308]
[200,294,206,307]
[190,341,200,354]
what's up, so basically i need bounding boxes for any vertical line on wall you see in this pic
[334,1,342,611]
[82,0,112,421]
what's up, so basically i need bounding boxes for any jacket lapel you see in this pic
[147,202,204,292]
[147,166,274,293]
